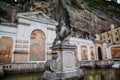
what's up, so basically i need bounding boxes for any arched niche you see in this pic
[0,36,13,63]
[30,29,46,61]
[81,45,88,60]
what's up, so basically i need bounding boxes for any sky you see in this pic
[118,0,120,3]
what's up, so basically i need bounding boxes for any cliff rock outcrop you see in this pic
[0,0,120,38]
[49,0,120,38]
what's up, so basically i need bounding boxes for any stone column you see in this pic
[87,45,91,61]
[108,47,112,59]
[103,43,108,59]
[79,44,82,61]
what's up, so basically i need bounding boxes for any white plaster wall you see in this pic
[0,13,57,63]
[0,24,17,63]
[70,37,95,61]
[17,17,57,63]
[47,27,56,44]
[18,18,56,43]
[17,19,47,40]
[46,27,56,53]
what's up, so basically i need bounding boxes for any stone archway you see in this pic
[30,29,46,61]
[0,36,13,63]
[98,47,102,60]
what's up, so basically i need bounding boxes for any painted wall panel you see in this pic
[111,47,120,58]
[0,36,13,63]
[81,45,88,60]
[30,29,45,61]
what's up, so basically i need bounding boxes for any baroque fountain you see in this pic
[42,1,84,79]
[42,23,84,80]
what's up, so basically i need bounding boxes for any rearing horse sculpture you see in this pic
[52,0,71,46]
[53,23,71,46]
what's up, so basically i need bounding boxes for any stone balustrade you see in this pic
[78,60,113,68]
[1,63,45,75]
[0,60,114,77]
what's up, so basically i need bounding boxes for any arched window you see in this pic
[30,29,46,61]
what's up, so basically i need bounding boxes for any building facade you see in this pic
[100,24,120,45]
[0,24,17,63]
[0,12,114,64]
[70,37,111,62]
[100,24,120,59]
[0,11,58,63]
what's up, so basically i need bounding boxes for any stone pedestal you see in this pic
[43,45,84,80]
[43,69,83,80]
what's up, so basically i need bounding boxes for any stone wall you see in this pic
[14,53,28,63]
[49,0,120,38]
[0,24,17,63]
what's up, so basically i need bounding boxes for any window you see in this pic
[115,32,117,35]
[108,34,109,37]
[108,40,111,43]
[116,38,119,41]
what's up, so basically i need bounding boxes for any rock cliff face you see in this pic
[0,1,22,23]
[49,0,120,38]
[0,0,120,38]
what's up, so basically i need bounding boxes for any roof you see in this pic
[17,11,58,26]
